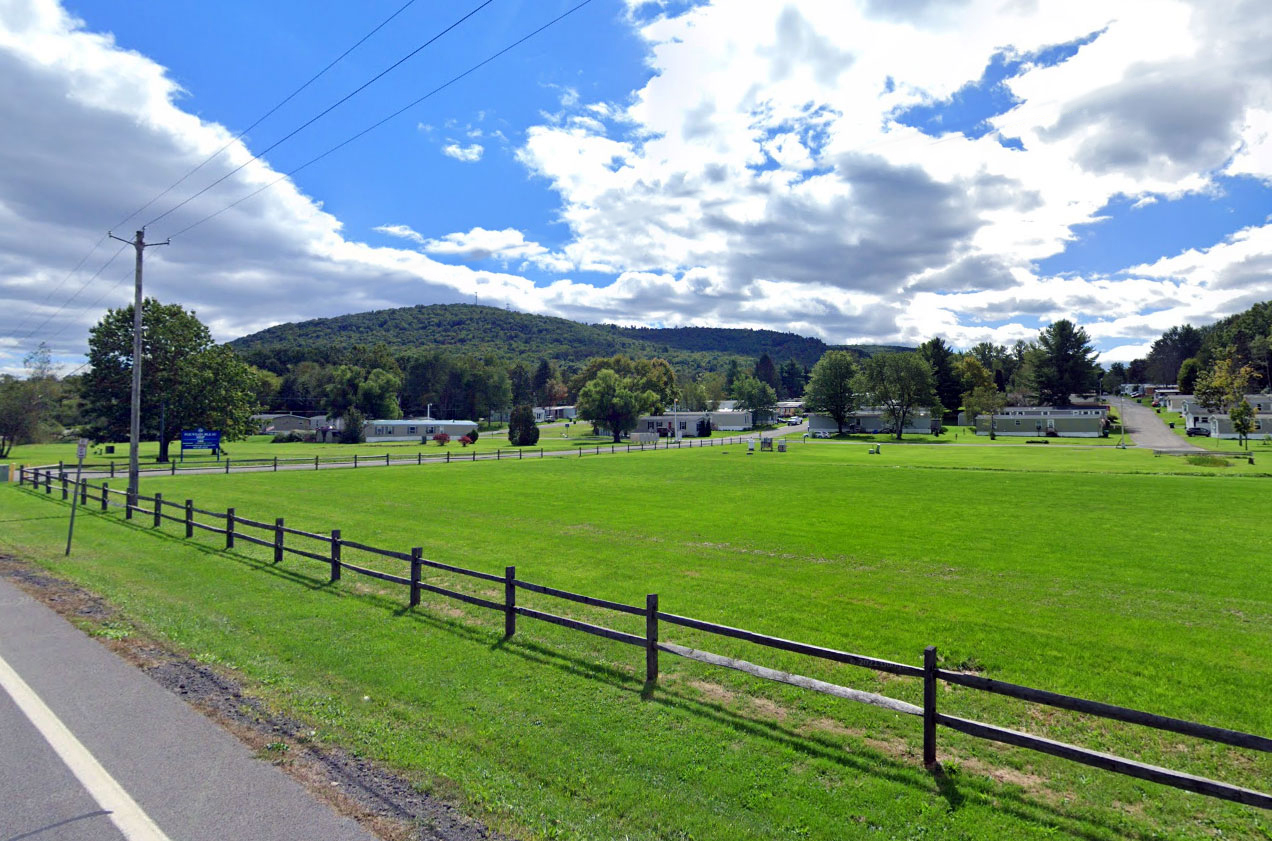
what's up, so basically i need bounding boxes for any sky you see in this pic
[2,0,1272,377]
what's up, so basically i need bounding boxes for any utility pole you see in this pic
[108,228,168,509]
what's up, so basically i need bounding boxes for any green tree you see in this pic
[357,368,403,419]
[1029,320,1099,406]
[855,352,937,440]
[568,356,678,412]
[508,361,534,406]
[962,385,1007,438]
[918,337,960,414]
[779,358,807,399]
[509,405,540,446]
[1195,349,1254,415]
[1229,400,1255,450]
[0,377,39,457]
[577,369,657,443]
[1177,357,1201,393]
[754,353,782,398]
[1250,334,1271,388]
[804,351,859,434]
[731,374,778,425]
[532,358,556,405]
[81,299,262,462]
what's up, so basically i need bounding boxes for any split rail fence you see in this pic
[16,465,1272,812]
[42,435,754,479]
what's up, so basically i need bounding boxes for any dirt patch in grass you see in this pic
[0,555,508,841]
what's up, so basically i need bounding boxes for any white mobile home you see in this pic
[973,406,1108,438]
[363,418,478,443]
[808,407,935,437]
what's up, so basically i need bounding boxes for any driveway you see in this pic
[1114,397,1204,452]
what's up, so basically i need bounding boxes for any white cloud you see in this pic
[441,142,483,162]
[4,0,1272,378]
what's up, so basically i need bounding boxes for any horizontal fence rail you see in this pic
[23,435,757,481]
[16,465,1272,814]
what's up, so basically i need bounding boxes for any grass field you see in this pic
[2,423,705,471]
[2,443,1270,840]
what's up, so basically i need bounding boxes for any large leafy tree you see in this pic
[568,355,678,412]
[855,352,937,440]
[962,385,1008,438]
[0,377,39,457]
[1029,320,1099,406]
[918,337,960,414]
[804,351,859,434]
[577,369,657,443]
[731,374,778,424]
[82,299,262,462]
[1194,348,1254,414]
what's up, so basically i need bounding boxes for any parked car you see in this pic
[786,417,802,425]
[1186,427,1211,437]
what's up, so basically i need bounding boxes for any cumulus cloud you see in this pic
[441,142,484,162]
[5,0,1272,377]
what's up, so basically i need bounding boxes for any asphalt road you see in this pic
[1113,397,1203,452]
[0,577,380,841]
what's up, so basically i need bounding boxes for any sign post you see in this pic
[180,428,222,461]
[64,438,88,556]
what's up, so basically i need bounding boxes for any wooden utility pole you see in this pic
[107,229,168,509]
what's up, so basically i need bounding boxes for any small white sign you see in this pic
[76,438,88,460]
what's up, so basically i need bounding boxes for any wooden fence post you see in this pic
[61,473,68,500]
[17,466,24,486]
[101,482,109,511]
[315,455,319,470]
[80,479,88,505]
[171,460,176,476]
[153,492,163,527]
[225,458,230,474]
[923,645,938,768]
[110,461,116,478]
[417,452,422,465]
[645,594,659,684]
[44,471,52,494]
[330,529,341,582]
[446,451,450,464]
[410,547,422,607]
[125,487,133,519]
[226,508,235,549]
[354,454,358,468]
[386,453,390,467]
[274,518,284,563]
[185,499,194,538]
[504,566,516,638]
[273,456,278,471]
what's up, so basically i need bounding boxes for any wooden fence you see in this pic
[35,435,754,480]
[16,465,1272,812]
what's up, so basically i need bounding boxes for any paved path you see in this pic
[0,578,380,841]
[1113,397,1204,452]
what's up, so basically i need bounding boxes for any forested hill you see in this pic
[228,304,867,372]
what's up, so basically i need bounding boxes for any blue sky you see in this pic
[3,0,1272,375]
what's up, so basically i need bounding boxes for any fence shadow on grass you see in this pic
[28,493,1215,841]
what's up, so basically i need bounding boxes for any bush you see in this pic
[467,427,479,443]
[271,431,305,444]
[433,432,450,446]
[509,405,540,446]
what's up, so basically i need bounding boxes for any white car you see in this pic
[786,417,802,425]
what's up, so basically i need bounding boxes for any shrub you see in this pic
[467,427,479,443]
[433,432,450,446]
[271,431,305,444]
[509,405,540,446]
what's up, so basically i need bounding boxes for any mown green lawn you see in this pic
[4,424,722,472]
[2,443,1270,840]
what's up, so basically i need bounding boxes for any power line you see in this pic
[16,2,427,350]
[8,234,109,336]
[144,0,497,229]
[19,243,130,341]
[165,0,600,240]
[111,0,423,232]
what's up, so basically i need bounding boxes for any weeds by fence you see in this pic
[15,465,1272,812]
[31,435,754,479]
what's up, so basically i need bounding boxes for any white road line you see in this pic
[0,652,172,841]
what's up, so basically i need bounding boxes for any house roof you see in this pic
[365,418,477,427]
